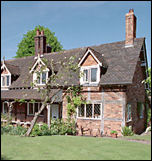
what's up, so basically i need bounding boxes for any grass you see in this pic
[1,134,151,160]
[123,133,151,141]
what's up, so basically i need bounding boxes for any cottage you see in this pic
[1,9,149,136]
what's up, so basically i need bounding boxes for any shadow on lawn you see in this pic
[1,155,10,160]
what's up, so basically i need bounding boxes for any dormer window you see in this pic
[78,47,107,86]
[29,55,49,86]
[81,66,99,84]
[83,68,98,83]
[1,75,11,87]
[35,71,48,85]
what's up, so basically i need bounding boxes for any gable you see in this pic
[1,64,11,75]
[1,67,9,75]
[81,53,98,66]
[29,56,49,73]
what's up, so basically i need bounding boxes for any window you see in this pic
[1,75,11,87]
[3,102,9,114]
[81,66,99,84]
[127,104,131,121]
[83,70,88,82]
[78,103,101,119]
[27,102,44,116]
[86,104,92,118]
[29,103,34,115]
[137,102,144,119]
[91,68,97,82]
[78,104,84,117]
[34,71,48,85]
[94,104,101,118]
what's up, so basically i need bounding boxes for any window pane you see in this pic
[39,103,44,115]
[91,68,97,82]
[78,104,84,117]
[94,104,101,118]
[42,72,46,84]
[35,103,39,113]
[29,103,34,115]
[4,103,8,113]
[127,104,131,121]
[37,76,40,84]
[86,104,92,118]
[2,76,5,86]
[6,76,10,86]
[140,104,144,118]
[83,70,88,82]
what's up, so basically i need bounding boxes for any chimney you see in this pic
[125,9,136,47]
[34,29,47,56]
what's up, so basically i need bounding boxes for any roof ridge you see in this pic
[2,37,145,62]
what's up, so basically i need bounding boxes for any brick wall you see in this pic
[81,53,98,66]
[126,58,147,134]
[62,87,125,137]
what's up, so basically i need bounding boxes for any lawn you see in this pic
[1,134,151,160]
[122,133,151,141]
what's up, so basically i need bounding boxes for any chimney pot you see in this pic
[36,29,40,36]
[129,9,134,13]
[41,30,44,36]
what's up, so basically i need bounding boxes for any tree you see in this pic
[24,55,85,137]
[143,67,151,96]
[14,25,63,58]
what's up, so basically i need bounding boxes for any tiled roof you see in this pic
[1,37,145,99]
[1,89,61,102]
[3,62,20,75]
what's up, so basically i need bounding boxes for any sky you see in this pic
[1,1,151,67]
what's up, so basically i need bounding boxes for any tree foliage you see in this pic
[143,67,151,96]
[14,25,63,58]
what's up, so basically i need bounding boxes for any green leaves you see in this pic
[14,25,63,58]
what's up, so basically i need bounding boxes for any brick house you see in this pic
[1,9,149,136]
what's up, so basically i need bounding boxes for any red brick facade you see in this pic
[126,56,147,134]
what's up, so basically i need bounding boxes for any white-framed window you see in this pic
[137,102,144,119]
[1,74,11,87]
[80,65,100,85]
[33,71,48,86]
[3,102,9,114]
[77,103,101,119]
[27,102,44,116]
[126,104,132,122]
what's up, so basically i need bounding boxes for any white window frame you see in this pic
[1,74,11,87]
[27,102,44,116]
[2,102,9,114]
[77,103,102,120]
[126,104,132,122]
[1,64,11,87]
[33,70,49,86]
[80,64,100,85]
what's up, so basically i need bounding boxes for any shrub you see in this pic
[121,126,134,136]
[31,124,43,136]
[110,130,118,134]
[1,125,27,136]
[9,126,27,136]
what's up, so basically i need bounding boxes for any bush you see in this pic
[1,119,76,137]
[110,130,118,134]
[1,125,27,136]
[121,126,134,136]
[50,119,76,136]
[9,126,27,136]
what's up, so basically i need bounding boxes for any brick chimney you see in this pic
[125,9,136,47]
[34,29,47,55]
